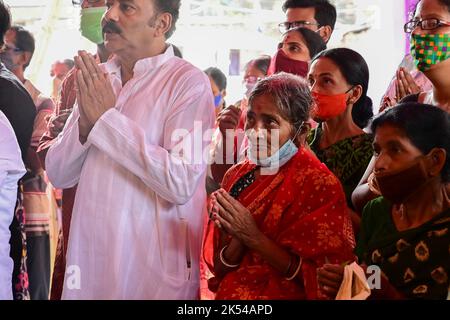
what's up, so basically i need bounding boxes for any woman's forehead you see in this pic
[249,94,281,114]
[283,31,304,44]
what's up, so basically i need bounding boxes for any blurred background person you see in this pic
[49,59,74,103]
[205,67,227,117]
[268,27,326,78]
[0,111,26,300]
[0,0,36,300]
[280,0,336,44]
[1,24,56,300]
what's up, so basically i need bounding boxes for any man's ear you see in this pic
[154,13,172,38]
[318,25,332,43]
[427,148,446,178]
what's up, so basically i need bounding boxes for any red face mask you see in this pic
[374,156,430,204]
[267,49,309,78]
[311,90,351,122]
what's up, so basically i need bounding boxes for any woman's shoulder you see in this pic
[361,196,392,226]
[290,148,342,188]
[349,132,373,148]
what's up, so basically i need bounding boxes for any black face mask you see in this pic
[375,155,430,204]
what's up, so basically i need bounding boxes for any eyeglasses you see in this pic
[278,21,320,33]
[72,0,102,6]
[404,18,450,33]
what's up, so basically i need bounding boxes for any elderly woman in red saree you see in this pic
[205,73,356,300]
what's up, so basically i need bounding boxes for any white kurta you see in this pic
[0,111,25,300]
[46,46,215,299]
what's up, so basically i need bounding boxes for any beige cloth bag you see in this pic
[336,262,371,300]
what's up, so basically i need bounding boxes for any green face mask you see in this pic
[411,33,450,72]
[80,7,106,45]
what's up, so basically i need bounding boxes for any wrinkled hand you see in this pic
[395,67,421,101]
[211,189,262,247]
[74,50,116,141]
[317,264,345,299]
[216,105,241,136]
[48,109,72,138]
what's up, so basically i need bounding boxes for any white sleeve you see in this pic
[86,77,215,205]
[45,105,92,189]
[0,113,25,300]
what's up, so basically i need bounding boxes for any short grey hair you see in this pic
[248,72,312,131]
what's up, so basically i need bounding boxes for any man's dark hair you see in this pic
[0,0,11,48]
[370,103,450,183]
[282,0,337,31]
[204,67,227,91]
[154,0,181,39]
[10,25,35,69]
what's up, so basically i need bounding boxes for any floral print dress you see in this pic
[308,128,373,208]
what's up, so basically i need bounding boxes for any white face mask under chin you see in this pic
[246,123,303,168]
[243,81,257,99]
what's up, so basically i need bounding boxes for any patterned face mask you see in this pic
[411,33,450,72]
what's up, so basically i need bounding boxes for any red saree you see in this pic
[207,148,356,300]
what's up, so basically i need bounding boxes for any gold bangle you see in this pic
[220,245,240,268]
[286,256,302,281]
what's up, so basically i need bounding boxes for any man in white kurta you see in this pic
[0,111,26,300]
[45,0,214,299]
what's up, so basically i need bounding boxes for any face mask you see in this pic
[246,124,303,168]
[243,79,257,98]
[374,155,430,204]
[267,49,309,78]
[214,93,223,108]
[80,7,107,44]
[411,33,450,72]
[312,89,352,122]
[0,51,19,72]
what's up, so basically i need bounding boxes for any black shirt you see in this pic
[0,62,36,162]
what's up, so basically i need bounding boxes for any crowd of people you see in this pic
[0,0,449,300]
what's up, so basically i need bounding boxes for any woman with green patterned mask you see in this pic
[404,0,450,112]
